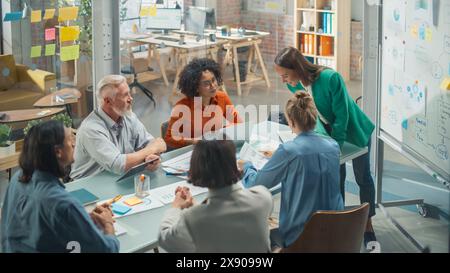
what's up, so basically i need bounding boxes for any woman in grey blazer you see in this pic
[158,140,273,253]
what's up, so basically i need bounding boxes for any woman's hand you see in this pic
[172,186,194,209]
[237,159,247,172]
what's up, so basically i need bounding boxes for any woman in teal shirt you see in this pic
[272,47,376,245]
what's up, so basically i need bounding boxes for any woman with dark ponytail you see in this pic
[240,92,343,249]
[272,47,377,246]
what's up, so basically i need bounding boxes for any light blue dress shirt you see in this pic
[242,131,344,247]
[1,170,119,253]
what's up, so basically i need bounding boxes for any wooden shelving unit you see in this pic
[294,0,350,81]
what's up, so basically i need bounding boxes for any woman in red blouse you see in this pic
[165,58,242,149]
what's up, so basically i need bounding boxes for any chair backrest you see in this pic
[282,203,369,253]
[161,121,169,140]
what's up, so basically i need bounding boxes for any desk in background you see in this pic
[66,121,367,252]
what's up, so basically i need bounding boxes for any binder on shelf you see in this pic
[323,13,327,34]
[304,35,309,54]
[321,36,333,56]
[327,13,332,35]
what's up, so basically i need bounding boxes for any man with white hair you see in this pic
[70,75,166,179]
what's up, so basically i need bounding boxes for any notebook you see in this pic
[69,188,99,206]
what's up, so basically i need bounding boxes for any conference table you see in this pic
[65,121,368,253]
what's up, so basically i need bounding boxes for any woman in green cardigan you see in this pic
[272,47,377,245]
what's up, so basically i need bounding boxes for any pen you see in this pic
[166,172,188,176]
[107,194,123,205]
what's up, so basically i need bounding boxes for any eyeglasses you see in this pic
[200,77,217,88]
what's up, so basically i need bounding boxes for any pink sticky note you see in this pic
[45,28,56,41]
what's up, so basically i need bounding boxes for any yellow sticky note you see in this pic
[140,6,151,17]
[43,9,55,20]
[30,46,42,58]
[60,44,79,62]
[58,6,79,22]
[149,5,157,17]
[425,28,432,42]
[410,25,418,39]
[124,196,143,206]
[45,44,56,56]
[266,2,280,11]
[60,26,80,42]
[31,10,42,23]
[440,77,450,91]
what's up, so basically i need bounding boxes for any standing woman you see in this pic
[273,47,377,245]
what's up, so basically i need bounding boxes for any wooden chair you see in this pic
[278,203,369,253]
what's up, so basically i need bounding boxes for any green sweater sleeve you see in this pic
[329,73,349,148]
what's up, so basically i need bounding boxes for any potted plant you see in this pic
[52,113,73,128]
[0,124,15,157]
[23,119,43,137]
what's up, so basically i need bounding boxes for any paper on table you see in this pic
[114,223,127,236]
[58,6,79,21]
[31,10,42,23]
[60,45,79,61]
[98,193,164,219]
[239,142,269,170]
[162,151,192,174]
[149,180,208,205]
[277,130,296,143]
[60,26,80,42]
[43,9,55,20]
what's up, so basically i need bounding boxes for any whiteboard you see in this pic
[380,0,450,180]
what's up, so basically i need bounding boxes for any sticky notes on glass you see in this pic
[58,6,79,22]
[45,28,56,41]
[149,5,157,17]
[30,10,42,23]
[60,44,79,61]
[60,26,80,42]
[30,46,42,58]
[3,12,23,22]
[124,196,143,206]
[440,77,450,91]
[425,28,432,42]
[112,203,132,215]
[45,44,56,56]
[140,6,152,17]
[410,24,418,39]
[43,9,55,20]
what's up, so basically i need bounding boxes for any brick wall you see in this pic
[350,21,363,81]
[184,1,295,64]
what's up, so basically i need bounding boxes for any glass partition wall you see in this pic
[1,0,94,131]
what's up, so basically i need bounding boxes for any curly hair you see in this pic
[178,58,223,98]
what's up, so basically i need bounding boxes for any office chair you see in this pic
[273,203,369,253]
[120,42,156,106]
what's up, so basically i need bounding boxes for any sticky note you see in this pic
[112,203,132,215]
[149,5,157,17]
[43,9,55,20]
[45,28,56,41]
[3,12,22,22]
[30,10,42,23]
[30,46,42,58]
[140,6,151,17]
[440,77,450,91]
[45,44,56,56]
[58,6,79,22]
[410,25,418,38]
[124,196,143,206]
[425,28,432,42]
[60,44,79,61]
[60,26,80,42]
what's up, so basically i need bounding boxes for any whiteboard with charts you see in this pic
[380,0,450,180]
